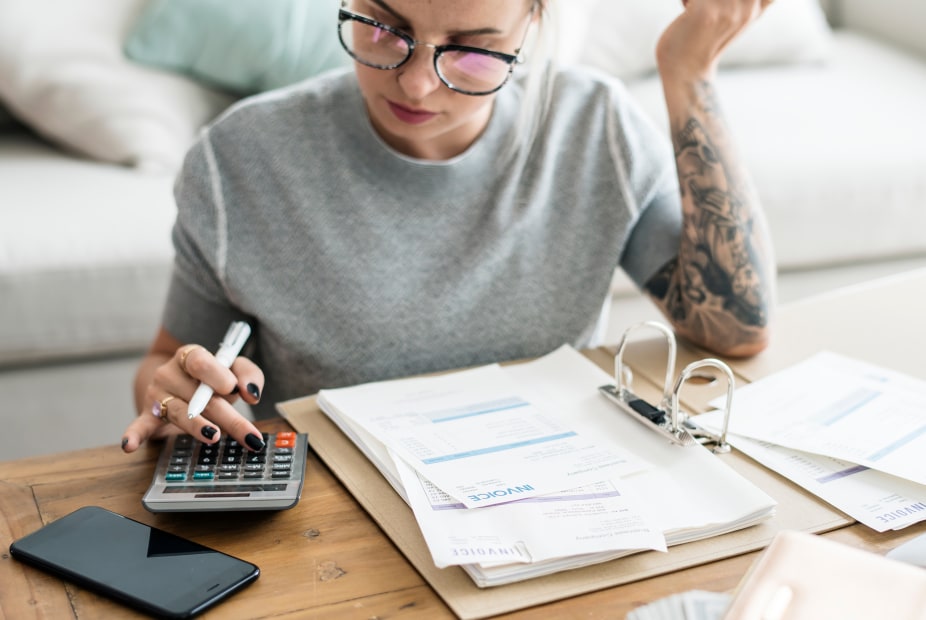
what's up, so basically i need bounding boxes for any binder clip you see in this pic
[598,321,734,453]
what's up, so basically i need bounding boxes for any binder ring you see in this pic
[614,320,676,410]
[671,359,735,454]
[600,320,738,450]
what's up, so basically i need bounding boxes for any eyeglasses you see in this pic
[337,7,530,96]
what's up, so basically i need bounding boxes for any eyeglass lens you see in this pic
[339,17,513,94]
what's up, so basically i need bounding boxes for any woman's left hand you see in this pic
[656,0,775,82]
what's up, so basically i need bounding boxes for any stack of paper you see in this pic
[317,345,776,587]
[696,351,926,532]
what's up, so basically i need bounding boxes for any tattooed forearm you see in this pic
[646,80,773,356]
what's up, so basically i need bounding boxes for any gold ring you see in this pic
[178,345,201,374]
[152,396,176,422]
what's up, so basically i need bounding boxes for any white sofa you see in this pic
[2,0,926,369]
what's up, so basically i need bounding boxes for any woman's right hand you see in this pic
[656,0,775,83]
[121,327,266,453]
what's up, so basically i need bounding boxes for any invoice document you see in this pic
[711,351,926,485]
[319,361,646,507]
[696,350,926,530]
[696,409,926,531]
[394,452,667,567]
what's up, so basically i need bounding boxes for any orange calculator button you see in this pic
[275,432,296,448]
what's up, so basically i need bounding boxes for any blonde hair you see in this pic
[505,0,558,163]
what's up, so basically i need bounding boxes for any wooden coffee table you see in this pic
[3,268,926,619]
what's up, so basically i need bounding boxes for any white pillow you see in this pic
[577,0,834,81]
[0,0,234,172]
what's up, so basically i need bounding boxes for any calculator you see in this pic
[142,432,308,512]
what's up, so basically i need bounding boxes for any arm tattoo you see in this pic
[646,81,770,350]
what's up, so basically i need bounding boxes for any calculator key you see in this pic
[217,472,239,479]
[271,471,291,479]
[243,471,264,479]
[244,463,264,472]
[165,472,186,481]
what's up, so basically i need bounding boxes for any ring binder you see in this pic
[598,321,733,453]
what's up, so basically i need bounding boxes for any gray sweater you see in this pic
[163,67,682,417]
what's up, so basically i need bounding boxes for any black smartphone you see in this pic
[9,506,259,618]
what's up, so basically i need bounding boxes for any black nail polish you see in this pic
[245,433,265,451]
[247,383,261,400]
[121,437,129,450]
[201,426,217,440]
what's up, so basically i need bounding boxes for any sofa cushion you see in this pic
[837,0,926,59]
[125,0,351,96]
[0,0,234,171]
[579,0,834,80]
[624,31,926,270]
[0,135,174,365]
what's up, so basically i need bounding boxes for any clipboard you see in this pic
[277,344,850,620]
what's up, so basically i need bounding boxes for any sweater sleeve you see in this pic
[619,170,682,289]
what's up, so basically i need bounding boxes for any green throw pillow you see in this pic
[125,0,351,96]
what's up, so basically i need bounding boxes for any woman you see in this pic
[122,0,776,453]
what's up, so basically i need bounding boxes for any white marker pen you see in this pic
[187,321,251,419]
